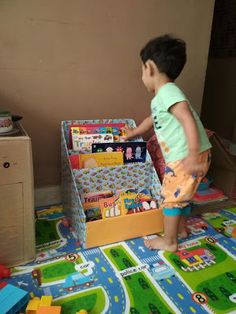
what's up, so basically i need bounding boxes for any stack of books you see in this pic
[193,177,228,205]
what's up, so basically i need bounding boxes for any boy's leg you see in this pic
[178,205,192,238]
[144,208,181,252]
[178,216,188,238]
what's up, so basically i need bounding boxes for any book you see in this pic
[72,133,114,152]
[81,191,114,222]
[83,202,102,221]
[69,154,80,169]
[92,141,147,163]
[193,187,227,204]
[71,123,126,135]
[69,123,127,148]
[99,196,121,219]
[119,190,157,214]
[78,152,124,169]
[81,190,113,203]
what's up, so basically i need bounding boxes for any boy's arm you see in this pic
[170,101,205,175]
[125,115,153,140]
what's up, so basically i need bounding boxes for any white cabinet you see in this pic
[0,123,35,266]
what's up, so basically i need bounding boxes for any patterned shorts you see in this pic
[160,150,211,211]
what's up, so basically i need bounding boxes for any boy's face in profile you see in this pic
[141,62,155,93]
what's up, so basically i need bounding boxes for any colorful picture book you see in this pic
[78,152,124,169]
[119,190,157,214]
[69,123,127,149]
[99,196,121,219]
[81,190,113,203]
[72,133,114,153]
[92,141,147,163]
[69,154,80,169]
[81,190,113,222]
[71,123,125,135]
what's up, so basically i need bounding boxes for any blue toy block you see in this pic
[0,284,29,314]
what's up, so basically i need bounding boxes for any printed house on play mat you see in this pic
[61,119,163,248]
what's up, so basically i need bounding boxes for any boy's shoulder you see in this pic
[158,82,187,101]
[159,82,184,94]
[152,82,188,111]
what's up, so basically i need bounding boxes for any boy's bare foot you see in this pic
[144,237,178,252]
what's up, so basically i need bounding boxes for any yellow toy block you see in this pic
[39,296,53,306]
[36,306,61,314]
[26,297,40,314]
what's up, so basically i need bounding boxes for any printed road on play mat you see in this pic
[6,205,236,314]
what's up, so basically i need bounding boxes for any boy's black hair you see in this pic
[140,34,186,80]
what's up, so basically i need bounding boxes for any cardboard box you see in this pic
[0,123,35,266]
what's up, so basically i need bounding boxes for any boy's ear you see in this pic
[145,60,157,76]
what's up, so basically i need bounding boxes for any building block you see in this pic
[0,265,11,279]
[0,283,29,314]
[26,296,61,314]
[26,297,40,314]
[36,306,61,314]
[39,296,53,306]
[0,281,8,289]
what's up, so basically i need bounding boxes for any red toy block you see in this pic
[0,281,7,289]
[0,264,11,279]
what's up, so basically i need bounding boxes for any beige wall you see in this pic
[0,0,215,187]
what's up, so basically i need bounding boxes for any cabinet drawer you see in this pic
[0,183,24,265]
[0,140,30,184]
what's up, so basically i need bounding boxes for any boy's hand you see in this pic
[123,116,153,141]
[182,153,206,177]
[123,126,137,140]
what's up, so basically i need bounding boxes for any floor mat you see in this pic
[5,205,236,314]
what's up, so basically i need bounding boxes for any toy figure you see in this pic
[135,146,142,159]
[125,147,133,160]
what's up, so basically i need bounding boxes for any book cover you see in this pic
[79,152,124,169]
[193,187,227,203]
[99,196,121,219]
[69,123,126,148]
[81,190,113,203]
[71,123,126,134]
[72,133,114,152]
[69,154,80,169]
[119,190,157,214]
[92,141,147,163]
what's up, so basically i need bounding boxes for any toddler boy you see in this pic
[126,34,211,252]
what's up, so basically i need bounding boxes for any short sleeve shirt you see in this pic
[151,82,211,163]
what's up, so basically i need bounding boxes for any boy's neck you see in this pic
[154,75,173,95]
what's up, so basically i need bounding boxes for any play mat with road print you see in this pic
[5,205,236,314]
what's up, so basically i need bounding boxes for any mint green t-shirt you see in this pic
[151,82,211,163]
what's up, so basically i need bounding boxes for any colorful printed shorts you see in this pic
[160,150,211,215]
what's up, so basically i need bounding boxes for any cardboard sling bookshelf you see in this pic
[61,119,163,248]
